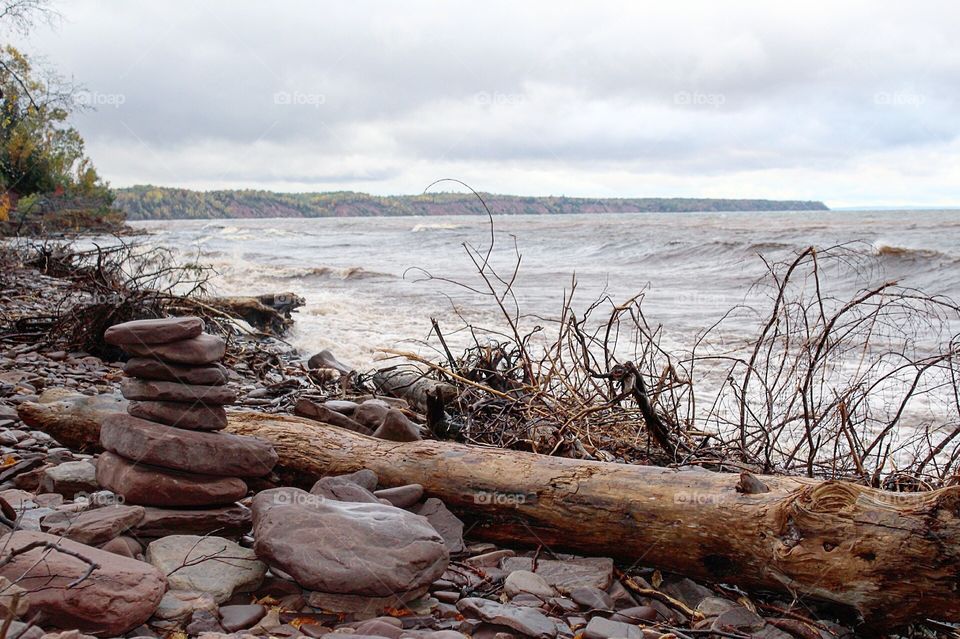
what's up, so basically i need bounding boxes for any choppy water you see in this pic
[132,209,960,368]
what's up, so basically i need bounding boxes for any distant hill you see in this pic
[114,185,829,220]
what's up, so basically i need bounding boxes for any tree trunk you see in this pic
[20,399,960,629]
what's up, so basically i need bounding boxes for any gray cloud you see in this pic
[10,0,960,206]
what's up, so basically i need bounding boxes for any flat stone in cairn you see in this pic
[123,333,226,365]
[100,412,278,477]
[123,357,229,385]
[96,451,248,507]
[105,316,204,346]
[128,400,228,431]
[121,378,237,405]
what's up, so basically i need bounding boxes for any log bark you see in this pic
[372,368,457,413]
[20,398,960,629]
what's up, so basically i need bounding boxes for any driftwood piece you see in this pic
[205,292,305,335]
[372,368,457,413]
[20,398,960,629]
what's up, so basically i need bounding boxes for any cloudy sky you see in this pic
[10,1,960,207]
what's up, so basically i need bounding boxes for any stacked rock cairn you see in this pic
[96,316,278,528]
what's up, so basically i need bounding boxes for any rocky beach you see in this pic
[0,249,893,639]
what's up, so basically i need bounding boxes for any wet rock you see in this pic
[104,317,204,345]
[324,400,358,414]
[696,597,735,618]
[414,498,465,554]
[661,577,714,609]
[372,409,422,442]
[100,413,277,477]
[124,334,226,365]
[499,557,614,593]
[219,604,267,632]
[133,504,251,537]
[120,378,236,405]
[307,349,355,375]
[0,530,165,634]
[252,487,448,598]
[329,469,379,491]
[504,570,556,599]
[582,617,643,639]
[456,598,557,639]
[353,402,390,429]
[96,451,248,507]
[38,460,98,498]
[374,484,424,508]
[41,504,145,545]
[128,400,228,430]
[124,357,229,385]
[146,535,267,603]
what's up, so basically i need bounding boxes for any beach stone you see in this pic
[121,378,236,405]
[38,460,98,498]
[124,333,226,365]
[0,530,165,634]
[373,409,422,442]
[353,619,404,638]
[96,451,248,506]
[124,357,229,385]
[456,598,556,639]
[324,400,358,414]
[147,535,267,604]
[252,487,448,597]
[610,606,659,623]
[353,402,390,429]
[310,475,380,503]
[307,349,354,375]
[100,412,277,477]
[99,535,143,559]
[105,317,204,346]
[332,468,379,491]
[132,505,251,537]
[504,570,556,599]
[41,504,145,545]
[0,575,28,617]
[661,577,714,609]
[582,617,642,639]
[128,400,228,430]
[294,398,372,434]
[6,621,44,639]
[186,609,226,635]
[414,498,465,554]
[710,606,766,633]
[570,587,614,611]
[219,604,268,632]
[374,484,424,508]
[500,557,614,593]
[153,590,218,621]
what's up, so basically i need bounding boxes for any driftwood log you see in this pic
[20,398,960,629]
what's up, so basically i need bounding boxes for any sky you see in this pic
[9,1,960,208]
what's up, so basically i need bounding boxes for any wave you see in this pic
[872,241,952,261]
[269,265,395,281]
[411,223,467,232]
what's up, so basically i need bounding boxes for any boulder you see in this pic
[123,334,226,365]
[99,413,277,477]
[123,357,229,385]
[96,451,247,507]
[147,535,266,604]
[127,400,228,431]
[120,378,236,405]
[252,487,448,597]
[104,317,204,345]
[0,531,165,634]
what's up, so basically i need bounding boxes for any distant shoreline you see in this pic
[115,185,829,221]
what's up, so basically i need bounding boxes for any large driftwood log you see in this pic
[20,399,960,628]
